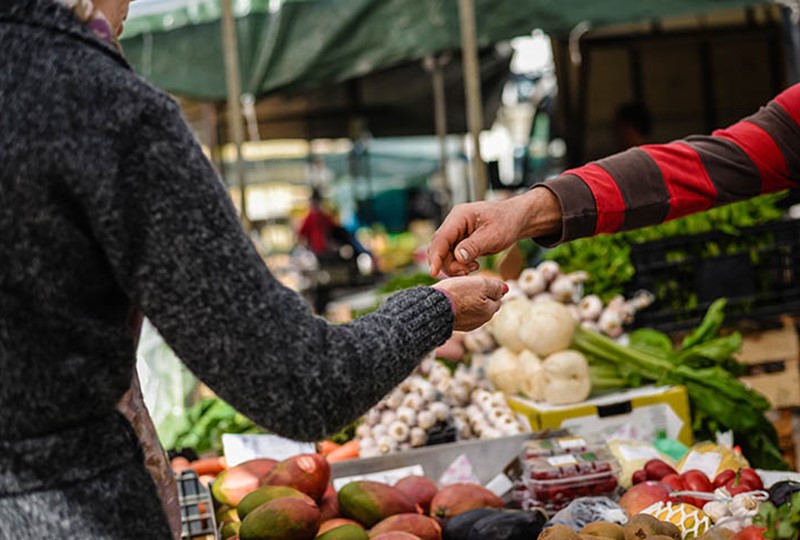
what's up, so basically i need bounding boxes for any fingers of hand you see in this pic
[483,278,507,301]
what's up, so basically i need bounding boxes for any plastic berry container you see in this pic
[522,435,608,458]
[521,448,620,514]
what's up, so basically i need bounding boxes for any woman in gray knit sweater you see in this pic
[0,1,505,537]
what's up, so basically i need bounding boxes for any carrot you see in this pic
[326,440,360,462]
[171,457,191,474]
[189,456,226,476]
[318,440,341,456]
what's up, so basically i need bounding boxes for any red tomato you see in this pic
[632,469,648,485]
[739,468,764,491]
[713,469,736,488]
[681,470,714,493]
[732,525,766,540]
[727,483,756,496]
[661,473,687,492]
[644,459,678,481]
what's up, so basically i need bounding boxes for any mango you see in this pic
[394,477,438,514]
[428,484,503,521]
[316,524,370,540]
[369,514,441,540]
[318,519,363,536]
[238,486,315,521]
[240,497,321,540]
[320,491,341,521]
[217,505,240,525]
[338,481,417,528]
[220,520,241,540]
[262,454,331,502]
[370,534,422,540]
[213,459,279,507]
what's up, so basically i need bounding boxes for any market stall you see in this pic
[114,3,800,540]
[166,254,800,540]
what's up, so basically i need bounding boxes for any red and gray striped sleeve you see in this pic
[535,83,800,246]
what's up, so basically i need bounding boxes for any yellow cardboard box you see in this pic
[509,385,692,446]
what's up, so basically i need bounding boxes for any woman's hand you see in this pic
[433,276,508,331]
[428,188,562,277]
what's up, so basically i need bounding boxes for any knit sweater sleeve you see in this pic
[70,94,454,442]
[534,83,800,246]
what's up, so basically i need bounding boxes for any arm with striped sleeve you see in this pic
[536,83,800,245]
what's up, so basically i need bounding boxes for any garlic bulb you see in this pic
[416,410,436,430]
[396,406,416,426]
[579,295,603,321]
[519,268,547,297]
[371,424,388,438]
[386,389,405,409]
[550,275,578,303]
[401,393,423,412]
[388,421,410,443]
[463,325,496,353]
[355,423,372,439]
[429,402,450,422]
[598,308,624,338]
[537,261,561,283]
[380,410,397,426]
[409,427,427,447]
[376,435,398,454]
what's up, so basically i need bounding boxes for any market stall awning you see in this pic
[121,0,768,101]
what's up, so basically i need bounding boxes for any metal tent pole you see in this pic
[425,54,452,210]
[458,0,487,201]
[221,0,249,228]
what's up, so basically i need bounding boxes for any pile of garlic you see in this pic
[702,487,768,533]
[502,261,653,338]
[356,356,527,458]
[460,261,654,406]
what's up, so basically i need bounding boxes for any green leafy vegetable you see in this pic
[172,397,264,454]
[755,491,800,539]
[574,308,787,470]
[545,193,786,302]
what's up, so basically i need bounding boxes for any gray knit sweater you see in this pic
[0,1,453,537]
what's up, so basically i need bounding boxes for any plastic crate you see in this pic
[628,219,800,332]
[177,471,217,540]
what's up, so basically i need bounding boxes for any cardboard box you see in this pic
[509,385,693,446]
[737,318,800,409]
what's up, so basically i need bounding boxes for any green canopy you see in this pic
[122,0,766,101]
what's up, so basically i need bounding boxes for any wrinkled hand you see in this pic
[433,276,507,331]
[428,188,561,277]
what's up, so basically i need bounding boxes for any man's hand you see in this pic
[433,276,508,331]
[428,188,562,277]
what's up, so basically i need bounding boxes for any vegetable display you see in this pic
[353,356,527,458]
[571,309,786,471]
[544,193,786,303]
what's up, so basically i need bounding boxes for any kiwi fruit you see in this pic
[654,521,681,540]
[623,515,666,540]
[538,525,582,540]
[581,521,625,540]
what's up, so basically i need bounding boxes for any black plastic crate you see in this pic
[177,471,217,540]
[627,218,800,332]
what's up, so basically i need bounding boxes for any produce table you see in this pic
[331,433,534,486]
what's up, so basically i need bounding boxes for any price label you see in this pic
[333,465,425,491]
[222,434,315,467]
[557,437,587,450]
[547,455,579,467]
[618,445,663,462]
[680,451,722,479]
